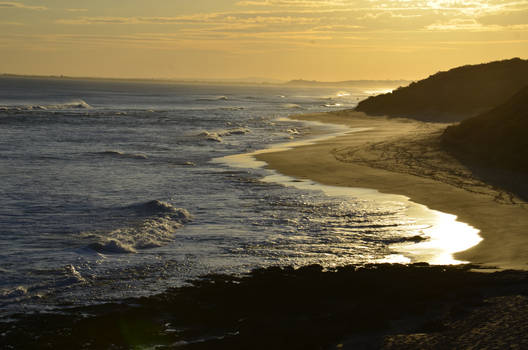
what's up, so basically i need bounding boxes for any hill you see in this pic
[442,86,528,173]
[355,58,528,122]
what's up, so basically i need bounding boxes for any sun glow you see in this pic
[0,0,525,80]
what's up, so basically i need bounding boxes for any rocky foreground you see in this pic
[2,263,528,349]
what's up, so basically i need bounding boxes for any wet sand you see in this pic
[256,111,528,270]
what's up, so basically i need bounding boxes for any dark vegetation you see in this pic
[442,86,528,175]
[355,58,528,122]
[2,263,528,349]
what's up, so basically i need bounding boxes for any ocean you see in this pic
[0,76,479,318]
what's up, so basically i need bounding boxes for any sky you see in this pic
[0,0,527,81]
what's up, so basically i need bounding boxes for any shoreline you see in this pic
[255,110,528,270]
[214,118,482,266]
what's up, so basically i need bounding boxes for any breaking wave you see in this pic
[281,103,303,109]
[82,200,191,254]
[195,96,228,102]
[198,127,251,142]
[0,100,92,112]
[322,103,343,108]
[1,286,28,299]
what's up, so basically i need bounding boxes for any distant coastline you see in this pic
[0,73,409,88]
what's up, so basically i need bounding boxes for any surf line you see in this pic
[212,116,482,265]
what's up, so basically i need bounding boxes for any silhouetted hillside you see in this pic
[355,58,528,122]
[442,86,528,173]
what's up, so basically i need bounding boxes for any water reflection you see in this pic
[402,211,482,264]
[214,119,483,266]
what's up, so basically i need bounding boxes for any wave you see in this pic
[198,131,223,142]
[195,96,229,102]
[1,286,28,299]
[0,99,92,112]
[197,127,251,143]
[322,103,343,108]
[82,200,191,254]
[220,106,244,111]
[281,103,303,109]
[96,150,148,160]
[287,128,300,135]
[221,127,251,136]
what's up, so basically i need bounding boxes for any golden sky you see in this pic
[1,0,527,80]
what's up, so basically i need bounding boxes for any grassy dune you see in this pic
[355,58,528,122]
[442,86,528,174]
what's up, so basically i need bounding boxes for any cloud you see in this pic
[53,0,528,43]
[236,0,348,7]
[426,18,493,31]
[0,1,46,10]
[56,13,320,26]
[479,9,528,26]
[0,20,24,25]
[66,8,88,13]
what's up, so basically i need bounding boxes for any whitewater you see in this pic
[0,76,452,317]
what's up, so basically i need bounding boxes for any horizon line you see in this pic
[0,72,413,85]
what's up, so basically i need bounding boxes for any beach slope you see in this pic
[256,111,528,270]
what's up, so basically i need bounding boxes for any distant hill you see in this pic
[355,58,528,122]
[442,86,528,173]
[285,79,410,87]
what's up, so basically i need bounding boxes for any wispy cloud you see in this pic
[0,20,24,25]
[426,18,490,32]
[0,1,47,10]
[66,8,88,13]
[55,13,320,26]
[41,0,528,56]
[236,0,348,7]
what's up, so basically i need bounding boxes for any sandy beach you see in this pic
[257,111,528,270]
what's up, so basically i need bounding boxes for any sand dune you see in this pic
[356,58,528,122]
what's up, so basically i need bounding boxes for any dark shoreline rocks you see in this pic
[2,263,528,349]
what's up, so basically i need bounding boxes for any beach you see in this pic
[257,111,528,270]
[3,78,528,349]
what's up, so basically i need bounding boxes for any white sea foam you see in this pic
[323,103,343,108]
[282,103,303,109]
[64,264,86,283]
[0,99,92,112]
[196,96,228,101]
[198,131,223,142]
[84,200,191,254]
[198,127,251,142]
[287,128,300,135]
[1,286,28,299]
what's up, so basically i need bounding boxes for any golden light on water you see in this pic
[215,118,484,266]
[363,88,395,96]
[403,211,483,265]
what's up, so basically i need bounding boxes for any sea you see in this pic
[0,76,481,318]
